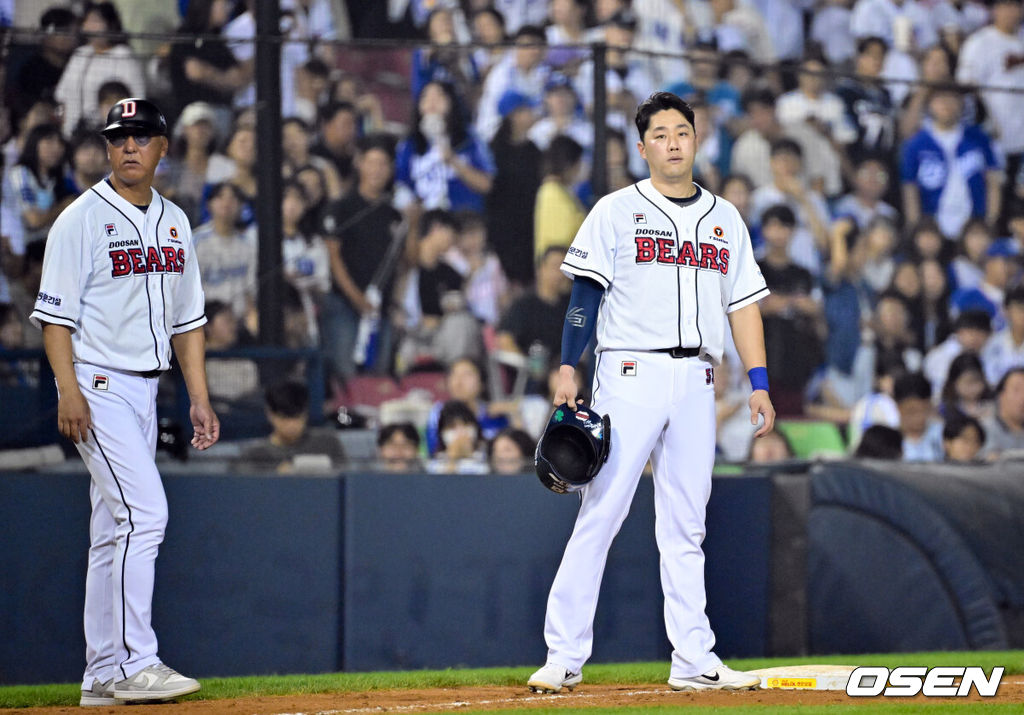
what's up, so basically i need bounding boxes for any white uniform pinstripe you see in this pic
[543,179,768,678]
[30,179,206,687]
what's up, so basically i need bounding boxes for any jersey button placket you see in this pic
[679,254,696,346]
[144,221,167,350]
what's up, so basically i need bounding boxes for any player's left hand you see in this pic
[749,390,776,438]
[189,401,220,450]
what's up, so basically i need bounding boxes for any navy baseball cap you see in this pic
[101,98,168,138]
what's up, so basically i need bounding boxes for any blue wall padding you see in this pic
[0,471,771,684]
[340,473,772,671]
[157,475,343,676]
[874,462,1024,609]
[0,473,343,684]
[0,473,91,683]
[808,464,1008,653]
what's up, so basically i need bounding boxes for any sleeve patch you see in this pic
[36,291,65,311]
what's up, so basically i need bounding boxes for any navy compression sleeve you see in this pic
[560,276,604,367]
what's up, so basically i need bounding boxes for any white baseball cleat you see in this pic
[79,678,117,706]
[668,664,761,691]
[113,663,200,702]
[527,663,583,693]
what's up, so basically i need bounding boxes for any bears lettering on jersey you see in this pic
[634,235,730,275]
[109,245,185,278]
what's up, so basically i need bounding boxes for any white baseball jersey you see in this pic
[541,178,770,681]
[30,179,207,371]
[560,179,768,365]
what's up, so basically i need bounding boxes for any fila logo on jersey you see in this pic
[92,375,109,390]
[621,361,637,376]
[105,223,118,237]
[634,236,730,274]
[108,246,186,277]
[633,213,646,224]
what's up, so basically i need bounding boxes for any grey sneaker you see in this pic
[669,664,761,691]
[80,678,116,706]
[527,662,583,693]
[113,664,200,702]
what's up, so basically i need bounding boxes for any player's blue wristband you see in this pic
[748,367,769,393]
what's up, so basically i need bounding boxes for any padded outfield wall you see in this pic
[0,462,1020,684]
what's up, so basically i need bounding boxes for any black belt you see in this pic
[653,346,701,358]
[136,369,164,379]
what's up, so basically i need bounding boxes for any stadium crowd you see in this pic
[1,0,1023,471]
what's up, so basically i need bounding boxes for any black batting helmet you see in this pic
[101,98,167,138]
[535,402,611,494]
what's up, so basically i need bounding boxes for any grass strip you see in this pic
[439,707,1024,715]
[1,650,1021,708]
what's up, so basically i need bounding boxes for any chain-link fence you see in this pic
[3,8,1024,451]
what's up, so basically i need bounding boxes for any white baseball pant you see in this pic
[72,362,166,688]
[543,350,722,679]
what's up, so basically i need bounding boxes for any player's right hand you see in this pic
[553,364,580,407]
[749,390,776,438]
[57,388,91,444]
[189,401,221,451]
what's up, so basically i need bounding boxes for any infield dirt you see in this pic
[4,681,1024,714]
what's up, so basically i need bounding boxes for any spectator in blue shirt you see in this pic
[1,123,69,246]
[395,80,494,213]
[411,7,479,103]
[424,357,511,456]
[901,84,1002,240]
[950,241,1021,332]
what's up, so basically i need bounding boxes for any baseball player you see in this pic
[30,99,218,706]
[528,92,775,693]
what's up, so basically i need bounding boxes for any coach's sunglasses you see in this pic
[105,132,156,148]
